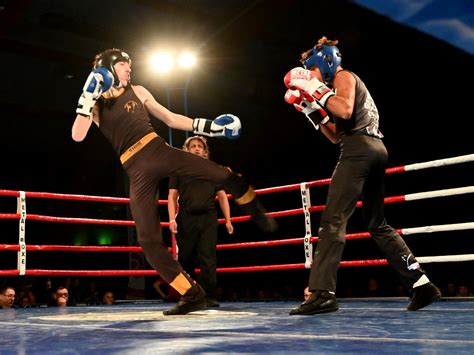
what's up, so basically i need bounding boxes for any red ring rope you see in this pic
[0,154,472,276]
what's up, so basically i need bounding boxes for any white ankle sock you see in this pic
[413,274,430,288]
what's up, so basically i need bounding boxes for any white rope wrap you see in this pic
[300,183,313,268]
[17,191,27,275]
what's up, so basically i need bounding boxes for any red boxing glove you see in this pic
[284,89,330,130]
[284,67,315,90]
[284,89,302,104]
[284,88,315,105]
[284,67,335,107]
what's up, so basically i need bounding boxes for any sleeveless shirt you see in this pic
[97,86,155,156]
[335,71,384,138]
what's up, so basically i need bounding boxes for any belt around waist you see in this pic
[120,132,158,165]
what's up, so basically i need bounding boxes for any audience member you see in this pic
[83,281,100,305]
[50,286,71,307]
[16,284,36,308]
[445,283,457,297]
[366,277,383,297]
[102,291,115,305]
[67,278,83,304]
[456,284,472,297]
[1,286,16,309]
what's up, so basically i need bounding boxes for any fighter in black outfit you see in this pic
[283,37,441,315]
[72,49,276,315]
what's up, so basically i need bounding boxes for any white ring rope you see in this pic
[402,222,474,235]
[417,254,474,263]
[404,186,474,201]
[403,154,474,171]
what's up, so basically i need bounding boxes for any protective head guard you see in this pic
[301,37,341,85]
[93,49,131,87]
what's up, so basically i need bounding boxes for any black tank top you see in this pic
[97,86,155,155]
[334,71,384,138]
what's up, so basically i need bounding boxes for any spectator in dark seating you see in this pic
[1,286,16,309]
[102,291,115,305]
[50,286,72,307]
[83,281,100,305]
[457,284,472,297]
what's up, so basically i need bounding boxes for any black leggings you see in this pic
[308,135,424,292]
[123,136,247,284]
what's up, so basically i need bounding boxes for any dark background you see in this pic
[0,0,472,300]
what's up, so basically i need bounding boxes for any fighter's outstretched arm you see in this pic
[133,85,241,139]
[133,85,194,131]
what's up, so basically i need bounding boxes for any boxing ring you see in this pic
[1,154,473,353]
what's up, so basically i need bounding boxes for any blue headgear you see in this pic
[94,49,131,87]
[302,44,341,85]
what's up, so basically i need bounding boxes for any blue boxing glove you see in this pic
[193,114,241,139]
[76,67,114,117]
[84,67,114,95]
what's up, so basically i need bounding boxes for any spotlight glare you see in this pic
[150,52,174,73]
[178,52,197,69]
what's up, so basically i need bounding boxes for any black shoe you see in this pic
[205,297,220,308]
[163,284,206,315]
[289,291,339,316]
[407,282,441,311]
[239,198,278,234]
[163,298,206,315]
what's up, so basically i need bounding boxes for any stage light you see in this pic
[150,52,174,73]
[177,52,196,69]
[150,50,197,73]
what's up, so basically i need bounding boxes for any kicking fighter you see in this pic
[72,48,276,315]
